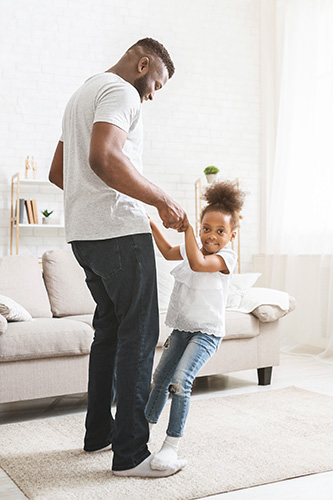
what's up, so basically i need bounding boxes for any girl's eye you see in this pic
[218,230,224,234]
[203,227,209,232]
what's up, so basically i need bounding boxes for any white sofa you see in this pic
[0,250,295,404]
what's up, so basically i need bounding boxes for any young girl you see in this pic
[145,180,245,471]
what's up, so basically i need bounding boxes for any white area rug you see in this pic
[1,387,333,500]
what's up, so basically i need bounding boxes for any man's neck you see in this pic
[106,56,134,86]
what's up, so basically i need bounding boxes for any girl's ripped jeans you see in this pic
[145,329,221,437]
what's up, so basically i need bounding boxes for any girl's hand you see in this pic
[147,215,158,231]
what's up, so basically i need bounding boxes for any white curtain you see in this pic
[265,0,333,362]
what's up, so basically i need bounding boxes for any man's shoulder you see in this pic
[87,73,138,100]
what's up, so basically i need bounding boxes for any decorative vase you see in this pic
[205,174,218,184]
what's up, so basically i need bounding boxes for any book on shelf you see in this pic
[14,199,26,224]
[31,199,39,224]
[25,200,34,224]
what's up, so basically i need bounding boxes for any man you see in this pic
[49,38,188,477]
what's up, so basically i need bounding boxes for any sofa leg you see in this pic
[257,367,272,386]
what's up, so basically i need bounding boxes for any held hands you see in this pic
[157,200,189,233]
[176,216,189,232]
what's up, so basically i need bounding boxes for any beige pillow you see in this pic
[42,249,95,317]
[0,314,7,335]
[0,294,33,322]
[252,296,297,322]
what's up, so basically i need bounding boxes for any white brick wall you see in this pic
[0,0,261,271]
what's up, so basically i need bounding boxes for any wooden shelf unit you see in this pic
[10,172,64,255]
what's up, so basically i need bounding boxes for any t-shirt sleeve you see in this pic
[217,248,238,274]
[94,82,141,134]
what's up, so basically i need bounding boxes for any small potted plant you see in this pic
[204,166,220,183]
[41,209,54,224]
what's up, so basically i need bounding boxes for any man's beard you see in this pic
[133,73,149,100]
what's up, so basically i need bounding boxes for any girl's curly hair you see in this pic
[201,180,246,229]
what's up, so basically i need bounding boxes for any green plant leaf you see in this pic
[41,209,54,217]
[204,166,219,175]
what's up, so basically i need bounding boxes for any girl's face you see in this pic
[199,210,236,255]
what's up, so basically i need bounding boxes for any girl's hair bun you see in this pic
[203,180,245,213]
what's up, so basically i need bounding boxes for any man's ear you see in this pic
[138,56,150,74]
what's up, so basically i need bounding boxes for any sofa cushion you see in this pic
[223,311,259,340]
[155,255,177,312]
[157,310,259,347]
[66,314,93,327]
[42,250,95,317]
[0,255,52,318]
[0,314,7,335]
[0,318,94,362]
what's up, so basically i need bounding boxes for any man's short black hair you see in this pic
[129,37,175,78]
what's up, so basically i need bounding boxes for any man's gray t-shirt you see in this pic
[61,72,151,243]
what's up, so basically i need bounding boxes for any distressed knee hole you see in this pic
[168,383,180,394]
[163,337,170,349]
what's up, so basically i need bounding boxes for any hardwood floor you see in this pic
[1,352,333,499]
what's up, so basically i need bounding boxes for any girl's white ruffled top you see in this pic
[165,243,237,337]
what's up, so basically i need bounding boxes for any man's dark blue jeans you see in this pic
[71,234,159,471]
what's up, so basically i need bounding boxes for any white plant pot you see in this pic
[42,217,50,224]
[205,174,218,184]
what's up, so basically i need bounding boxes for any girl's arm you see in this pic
[185,225,229,273]
[150,219,182,261]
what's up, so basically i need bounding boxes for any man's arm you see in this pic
[49,141,64,190]
[89,122,188,231]
[184,225,229,273]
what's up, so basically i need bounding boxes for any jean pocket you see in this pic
[73,239,122,279]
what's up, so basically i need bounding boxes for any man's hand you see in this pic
[157,200,188,232]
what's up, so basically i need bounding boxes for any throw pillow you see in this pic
[252,296,297,322]
[0,314,7,334]
[226,273,262,309]
[0,295,33,322]
[42,250,95,317]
